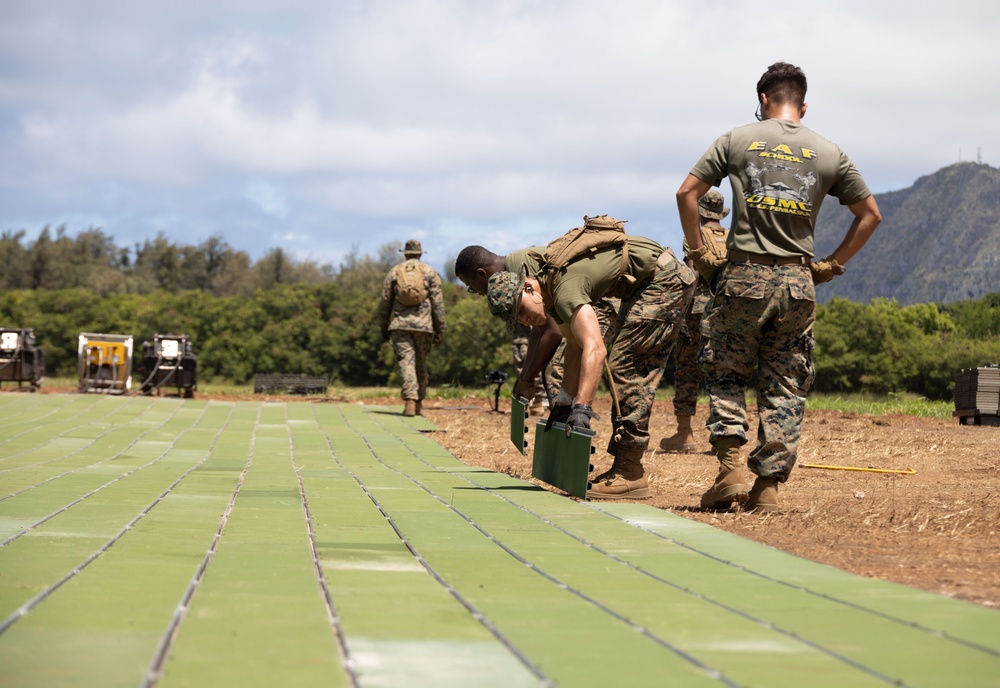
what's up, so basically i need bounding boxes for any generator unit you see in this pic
[954,363,1000,426]
[0,328,45,391]
[138,333,197,398]
[78,333,133,394]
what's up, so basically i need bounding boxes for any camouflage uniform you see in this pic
[487,236,695,458]
[604,263,693,456]
[699,262,815,479]
[511,322,546,406]
[671,304,704,417]
[540,297,620,402]
[674,193,730,417]
[690,112,871,484]
[377,243,447,403]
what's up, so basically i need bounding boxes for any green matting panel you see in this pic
[510,396,529,455]
[530,418,596,500]
[1,395,1000,687]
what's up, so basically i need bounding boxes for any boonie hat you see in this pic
[698,190,730,220]
[401,239,423,256]
[487,266,526,331]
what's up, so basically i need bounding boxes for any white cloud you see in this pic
[1,0,999,267]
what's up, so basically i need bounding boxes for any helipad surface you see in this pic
[1,395,998,687]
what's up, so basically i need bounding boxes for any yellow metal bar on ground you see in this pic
[800,463,917,475]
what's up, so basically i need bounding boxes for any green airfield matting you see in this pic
[1,395,1000,687]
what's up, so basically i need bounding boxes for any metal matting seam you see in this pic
[0,399,188,504]
[0,394,89,435]
[0,405,223,637]
[374,423,967,685]
[0,402,210,547]
[350,411,738,688]
[0,396,157,471]
[322,405,554,688]
[0,394,71,427]
[288,405,358,687]
[0,395,135,459]
[585,503,1000,661]
[142,403,254,687]
[394,421,1000,662]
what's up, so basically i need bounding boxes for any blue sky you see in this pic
[2,0,998,276]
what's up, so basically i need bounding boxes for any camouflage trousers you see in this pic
[540,344,565,403]
[672,305,704,417]
[698,262,816,481]
[512,323,545,403]
[390,330,433,401]
[605,253,695,456]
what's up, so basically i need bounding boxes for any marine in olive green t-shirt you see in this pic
[535,235,664,325]
[691,119,871,258]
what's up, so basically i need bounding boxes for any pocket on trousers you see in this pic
[788,276,816,302]
[722,279,765,300]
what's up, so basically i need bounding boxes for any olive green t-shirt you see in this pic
[544,235,663,324]
[505,247,545,276]
[691,119,871,258]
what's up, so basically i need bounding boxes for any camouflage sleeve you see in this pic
[377,269,395,332]
[427,268,447,333]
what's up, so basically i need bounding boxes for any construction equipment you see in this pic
[78,333,133,394]
[0,328,44,391]
[138,333,198,398]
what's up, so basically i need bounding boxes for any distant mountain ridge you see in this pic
[811,162,1000,305]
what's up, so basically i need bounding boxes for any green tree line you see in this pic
[2,230,999,397]
[0,225,337,297]
[0,239,512,389]
[813,295,1000,399]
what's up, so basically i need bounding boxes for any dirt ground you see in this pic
[416,396,1000,610]
[28,386,1000,610]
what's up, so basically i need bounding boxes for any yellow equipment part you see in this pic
[78,333,133,394]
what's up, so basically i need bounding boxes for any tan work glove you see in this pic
[810,256,846,284]
[687,244,727,282]
[684,224,728,281]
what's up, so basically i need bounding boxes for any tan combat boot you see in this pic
[403,400,417,417]
[700,437,749,509]
[415,400,423,416]
[658,414,700,453]
[588,449,651,500]
[745,476,780,514]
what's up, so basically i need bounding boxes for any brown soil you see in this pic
[35,387,1000,609]
[421,396,1000,610]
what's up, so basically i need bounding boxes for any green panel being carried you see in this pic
[509,396,529,455]
[530,419,595,500]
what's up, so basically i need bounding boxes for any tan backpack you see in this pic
[529,215,632,293]
[395,260,428,306]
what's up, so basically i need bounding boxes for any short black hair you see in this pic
[756,62,807,108]
[454,245,494,282]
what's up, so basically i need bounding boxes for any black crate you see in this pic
[954,364,1000,420]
